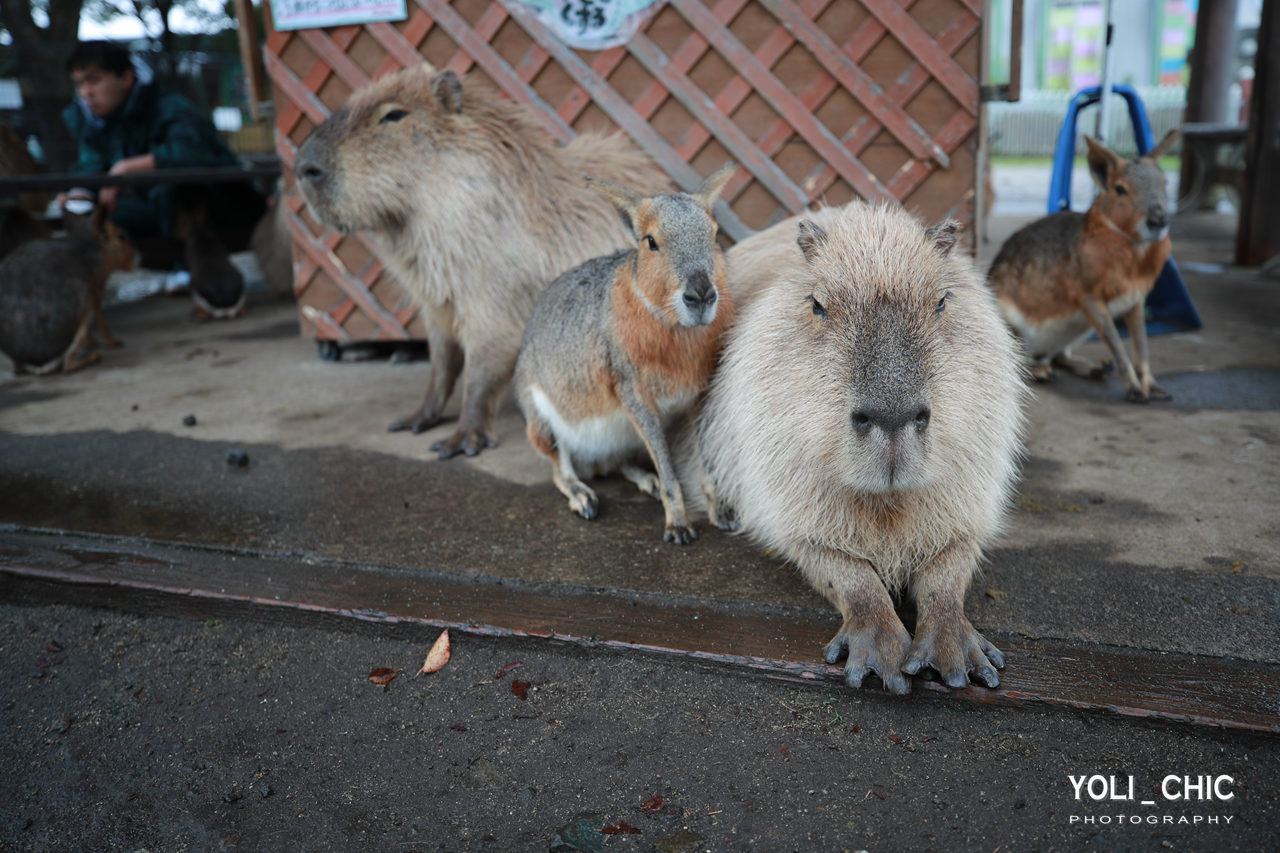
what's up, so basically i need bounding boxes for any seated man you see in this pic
[60,41,264,240]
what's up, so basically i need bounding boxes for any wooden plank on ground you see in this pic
[1,529,1276,734]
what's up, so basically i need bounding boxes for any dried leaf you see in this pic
[449,723,468,731]
[780,745,788,755]
[640,794,665,813]
[887,733,902,744]
[368,668,396,685]
[602,821,641,835]
[511,679,531,700]
[494,661,522,679]
[46,641,63,653]
[417,629,451,676]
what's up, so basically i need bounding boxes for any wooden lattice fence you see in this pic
[262,0,982,342]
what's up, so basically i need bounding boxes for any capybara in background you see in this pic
[515,164,736,544]
[697,203,1027,695]
[989,131,1178,402]
[251,197,295,299]
[0,203,135,373]
[295,63,669,458]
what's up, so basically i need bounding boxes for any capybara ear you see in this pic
[693,162,736,213]
[925,219,961,256]
[797,219,828,262]
[1147,128,1179,161]
[587,177,644,239]
[432,70,463,114]
[1084,135,1122,189]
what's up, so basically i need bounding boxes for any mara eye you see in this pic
[1114,184,1128,195]
[380,109,409,124]
[644,235,659,251]
[809,296,827,319]
[936,291,951,315]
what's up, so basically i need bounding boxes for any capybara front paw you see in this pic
[1124,387,1152,404]
[710,500,741,532]
[902,617,1004,689]
[1146,383,1172,402]
[430,427,498,459]
[388,408,443,434]
[664,523,698,545]
[823,619,912,695]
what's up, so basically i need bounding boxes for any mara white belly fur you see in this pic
[1000,290,1147,362]
[529,386,695,472]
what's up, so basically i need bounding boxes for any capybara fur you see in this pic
[515,164,736,544]
[250,197,295,299]
[295,63,669,458]
[697,203,1027,695]
[0,204,135,373]
[989,131,1178,402]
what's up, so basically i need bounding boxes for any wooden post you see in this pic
[1180,0,1240,204]
[234,0,269,121]
[1237,0,1280,266]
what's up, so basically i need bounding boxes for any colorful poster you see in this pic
[1046,1,1104,91]
[1159,0,1197,85]
[271,0,407,31]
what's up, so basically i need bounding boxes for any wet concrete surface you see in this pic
[3,604,1277,853]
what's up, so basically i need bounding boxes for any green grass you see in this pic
[990,155,1181,171]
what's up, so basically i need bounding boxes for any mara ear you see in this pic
[587,176,645,238]
[925,219,961,256]
[693,162,736,212]
[1147,128,1179,161]
[1084,135,1122,189]
[431,70,463,115]
[796,219,828,262]
[89,202,109,234]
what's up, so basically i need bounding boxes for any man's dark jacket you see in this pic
[61,75,239,173]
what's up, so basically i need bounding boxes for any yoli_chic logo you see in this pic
[1067,774,1236,827]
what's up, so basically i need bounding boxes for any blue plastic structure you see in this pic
[1048,84,1202,334]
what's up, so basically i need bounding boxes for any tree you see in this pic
[85,0,232,76]
[0,0,87,166]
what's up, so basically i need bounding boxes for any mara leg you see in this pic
[1124,302,1170,401]
[902,539,1003,689]
[795,543,911,695]
[1052,350,1111,378]
[620,463,661,500]
[390,304,464,433]
[528,420,599,520]
[1079,295,1146,401]
[58,313,101,374]
[93,302,122,348]
[618,382,695,545]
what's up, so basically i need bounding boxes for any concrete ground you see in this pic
[1,208,1278,850]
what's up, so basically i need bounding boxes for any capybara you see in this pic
[250,196,295,298]
[989,131,1178,402]
[178,201,246,320]
[515,164,736,544]
[295,63,669,458]
[0,203,135,373]
[697,203,1027,694]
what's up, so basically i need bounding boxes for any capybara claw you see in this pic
[664,524,697,545]
[905,618,1004,689]
[825,620,911,695]
[388,409,441,434]
[431,428,497,459]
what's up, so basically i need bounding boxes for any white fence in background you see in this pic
[987,86,1241,158]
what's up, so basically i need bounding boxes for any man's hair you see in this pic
[65,41,134,76]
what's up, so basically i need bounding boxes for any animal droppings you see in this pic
[225,449,249,467]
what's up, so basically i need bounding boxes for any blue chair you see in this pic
[1048,84,1202,334]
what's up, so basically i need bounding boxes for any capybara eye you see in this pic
[644,235,659,251]
[380,109,409,124]
[1114,184,1128,195]
[915,409,931,429]
[936,291,950,315]
[810,296,827,318]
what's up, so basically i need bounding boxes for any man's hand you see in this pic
[107,153,156,176]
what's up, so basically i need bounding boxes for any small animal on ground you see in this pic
[0,202,135,373]
[295,63,668,458]
[697,203,1027,694]
[514,164,736,545]
[250,194,295,299]
[177,200,246,320]
[988,131,1179,402]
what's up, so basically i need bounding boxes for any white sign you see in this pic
[271,0,407,31]
[521,0,663,50]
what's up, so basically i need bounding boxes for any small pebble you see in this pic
[259,784,274,798]
[182,414,197,427]
[225,449,249,467]
[223,790,241,804]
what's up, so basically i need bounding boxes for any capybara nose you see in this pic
[853,406,930,435]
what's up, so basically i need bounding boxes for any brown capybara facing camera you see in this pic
[295,63,668,458]
[698,203,1028,695]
